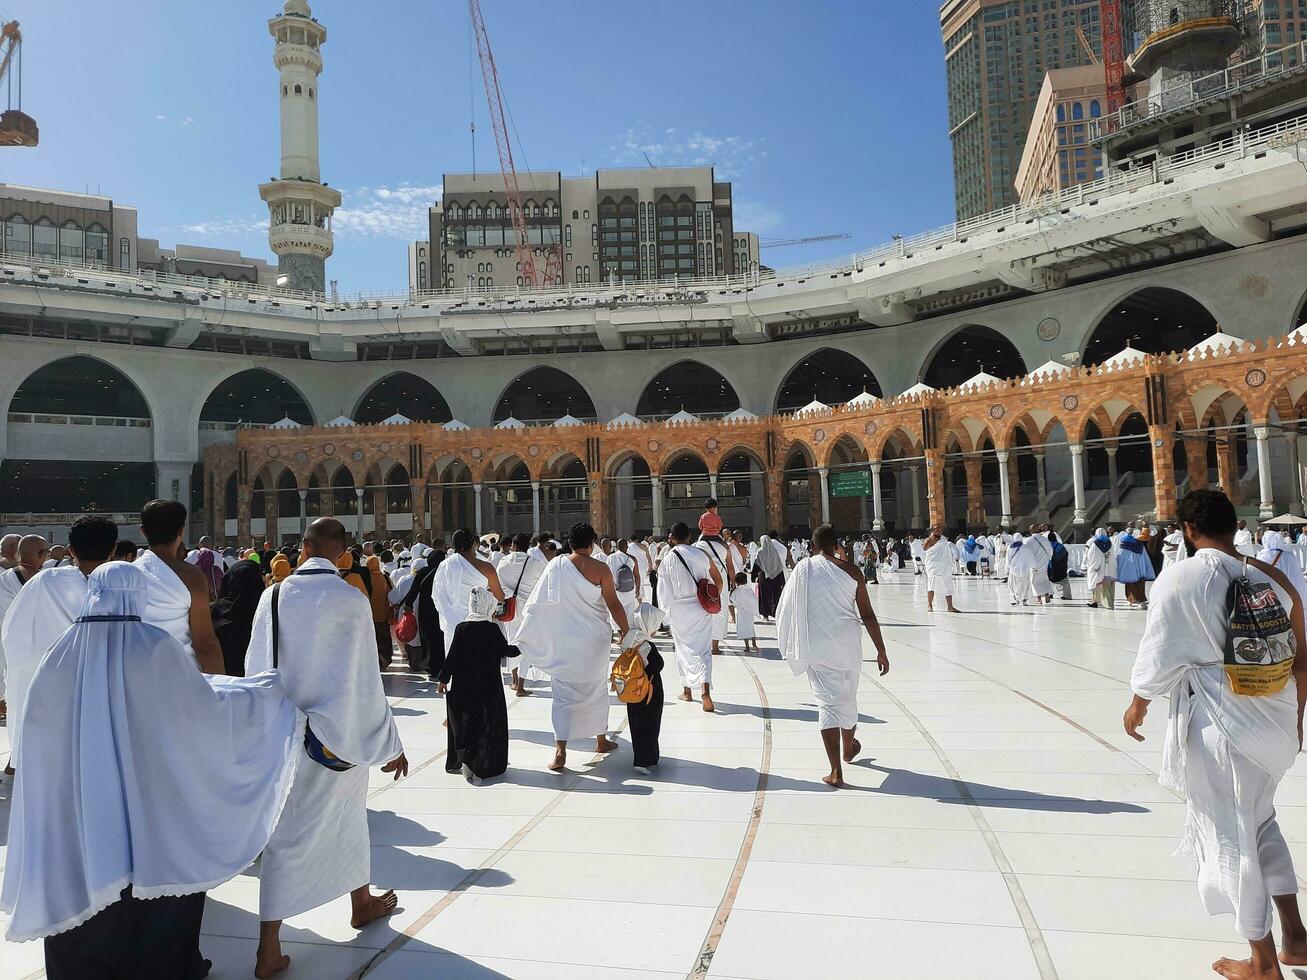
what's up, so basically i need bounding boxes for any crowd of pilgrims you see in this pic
[4,490,1307,977]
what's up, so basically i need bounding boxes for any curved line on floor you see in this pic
[686,649,773,979]
[865,670,1062,980]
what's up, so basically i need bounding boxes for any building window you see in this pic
[478,277,485,288]
[119,236,130,270]
[282,85,288,96]
[85,223,108,263]
[1090,100,1101,117]
[309,88,315,99]
[32,218,57,258]
[575,265,582,281]
[583,266,590,283]
[294,84,302,94]
[572,209,579,219]
[1056,103,1066,122]
[565,225,572,245]
[6,215,31,254]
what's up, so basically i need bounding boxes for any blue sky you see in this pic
[3,0,955,292]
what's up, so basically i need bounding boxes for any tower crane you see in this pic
[0,20,38,147]
[467,0,559,287]
[1100,0,1127,114]
[760,233,851,249]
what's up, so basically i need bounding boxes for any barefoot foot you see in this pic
[254,952,290,978]
[822,772,845,788]
[595,736,619,754]
[549,749,566,771]
[1212,956,1282,978]
[843,738,862,763]
[351,890,398,929]
[1280,934,1307,966]
[702,693,716,713]
[678,689,694,702]
[514,686,533,697]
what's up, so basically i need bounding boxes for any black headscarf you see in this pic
[210,559,267,676]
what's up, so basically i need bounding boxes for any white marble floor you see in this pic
[2,571,1304,979]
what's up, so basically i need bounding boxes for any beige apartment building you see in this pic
[1015,65,1109,201]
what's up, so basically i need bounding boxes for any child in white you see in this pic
[730,572,759,651]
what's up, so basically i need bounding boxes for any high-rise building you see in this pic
[1014,65,1108,202]
[257,0,340,293]
[940,0,1104,220]
[418,166,745,292]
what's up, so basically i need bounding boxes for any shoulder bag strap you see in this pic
[270,581,282,668]
[673,546,696,578]
[514,554,530,595]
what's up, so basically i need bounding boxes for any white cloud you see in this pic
[733,199,784,235]
[334,183,442,239]
[607,127,766,180]
[173,183,442,245]
[154,114,167,121]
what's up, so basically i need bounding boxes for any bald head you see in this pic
[0,533,18,567]
[17,534,49,574]
[302,518,347,562]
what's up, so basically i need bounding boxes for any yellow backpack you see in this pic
[610,646,654,705]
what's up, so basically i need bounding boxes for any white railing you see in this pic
[5,112,1307,319]
[7,412,151,428]
[198,420,272,431]
[1092,38,1307,142]
[1,512,139,527]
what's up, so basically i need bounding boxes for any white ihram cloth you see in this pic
[1005,535,1035,603]
[0,565,33,702]
[628,544,653,603]
[661,545,715,688]
[515,556,613,741]
[1235,527,1257,557]
[777,555,862,729]
[1,563,298,942]
[1162,530,1187,570]
[1,566,88,764]
[135,548,196,665]
[1130,550,1300,940]
[1085,537,1117,594]
[731,586,758,639]
[606,549,640,625]
[697,538,732,641]
[245,557,403,920]
[1258,531,1307,607]
[433,552,489,634]
[499,551,548,680]
[923,539,954,598]
[1023,533,1054,597]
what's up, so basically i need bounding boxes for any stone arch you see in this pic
[5,354,155,420]
[636,360,741,419]
[921,324,1028,389]
[351,372,453,424]
[1082,286,1219,367]
[196,367,316,429]
[774,348,881,414]
[493,366,597,424]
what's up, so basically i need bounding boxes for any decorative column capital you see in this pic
[995,449,1009,463]
[1069,443,1084,458]
[869,461,882,475]
[1255,425,1272,440]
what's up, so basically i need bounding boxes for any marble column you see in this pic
[651,476,665,537]
[297,489,307,537]
[1034,452,1049,516]
[817,466,831,524]
[473,482,483,534]
[354,488,365,540]
[870,462,885,531]
[531,480,542,532]
[1255,426,1275,518]
[995,449,1012,527]
[909,465,922,529]
[1106,446,1121,521]
[264,491,278,546]
[410,482,426,539]
[1285,434,1302,516]
[1069,443,1087,527]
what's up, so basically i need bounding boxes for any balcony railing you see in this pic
[7,412,151,428]
[1091,38,1307,142]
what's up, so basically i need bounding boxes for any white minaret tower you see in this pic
[258,0,340,294]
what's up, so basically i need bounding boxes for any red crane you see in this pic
[1100,0,1127,114]
[468,0,558,287]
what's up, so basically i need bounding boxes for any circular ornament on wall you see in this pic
[528,444,540,458]
[379,442,391,454]
[1246,368,1267,388]
[351,448,364,461]
[1062,395,1079,411]
[266,446,280,458]
[323,444,335,456]
[647,439,661,453]
[295,451,308,464]
[470,447,483,460]
[864,421,877,436]
[1037,317,1061,342]
[989,405,1005,420]
[814,429,827,444]
[706,437,720,452]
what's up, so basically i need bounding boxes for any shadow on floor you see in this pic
[855,763,1150,814]
[723,703,887,725]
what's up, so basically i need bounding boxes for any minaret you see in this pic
[258,0,340,294]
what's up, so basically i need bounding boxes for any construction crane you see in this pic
[468,1,559,287]
[760,233,852,249]
[1100,0,1127,113]
[0,20,37,147]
